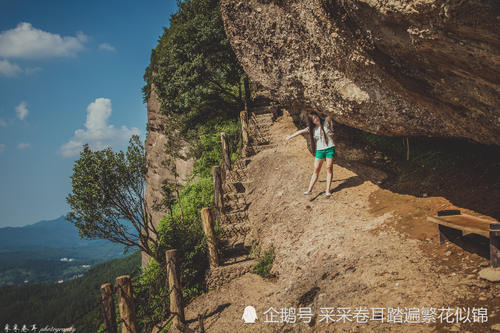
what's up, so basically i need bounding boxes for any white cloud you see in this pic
[60,98,140,157]
[0,59,42,77]
[16,101,29,120]
[17,142,30,149]
[24,66,42,75]
[0,144,5,152]
[98,43,115,52]
[0,22,88,59]
[0,59,22,76]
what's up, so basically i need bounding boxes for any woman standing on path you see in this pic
[285,112,335,196]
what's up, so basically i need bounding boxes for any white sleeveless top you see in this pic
[313,120,335,150]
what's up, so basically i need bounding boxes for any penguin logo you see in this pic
[242,305,258,323]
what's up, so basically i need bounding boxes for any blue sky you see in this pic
[0,1,179,227]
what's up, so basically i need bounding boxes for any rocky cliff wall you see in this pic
[143,84,193,267]
[220,0,500,145]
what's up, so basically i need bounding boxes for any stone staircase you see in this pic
[204,97,279,290]
[246,109,278,155]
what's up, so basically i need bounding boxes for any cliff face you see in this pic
[143,84,193,267]
[220,0,500,145]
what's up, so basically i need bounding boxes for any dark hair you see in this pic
[307,112,327,153]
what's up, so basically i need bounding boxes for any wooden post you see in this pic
[240,111,249,158]
[166,249,185,327]
[100,283,117,333]
[201,208,219,268]
[244,75,251,109]
[115,275,137,333]
[490,224,500,268]
[220,132,232,180]
[212,166,224,219]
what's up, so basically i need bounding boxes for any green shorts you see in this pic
[315,146,335,159]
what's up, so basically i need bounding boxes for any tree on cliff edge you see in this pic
[143,0,245,119]
[66,135,162,263]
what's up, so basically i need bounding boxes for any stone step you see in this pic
[250,115,273,122]
[249,124,272,132]
[256,124,271,130]
[223,196,248,207]
[225,174,248,183]
[254,111,274,117]
[223,192,246,202]
[252,119,273,125]
[223,204,248,214]
[225,169,248,182]
[223,198,247,208]
[223,210,248,220]
[252,127,272,135]
[219,223,250,244]
[204,257,256,290]
[249,120,272,127]
[233,159,251,170]
[222,181,250,194]
[249,128,272,139]
[219,212,248,231]
[250,105,278,114]
[249,133,271,144]
[221,211,248,224]
[251,114,274,122]
[253,118,274,123]
[250,137,271,144]
[218,218,249,241]
[251,124,271,131]
[253,117,273,123]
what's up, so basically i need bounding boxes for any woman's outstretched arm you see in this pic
[326,116,334,135]
[285,127,309,141]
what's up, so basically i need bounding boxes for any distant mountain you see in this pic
[0,215,138,285]
[0,215,117,252]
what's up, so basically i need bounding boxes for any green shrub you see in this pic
[189,119,241,178]
[134,259,169,331]
[157,178,213,284]
[251,245,276,278]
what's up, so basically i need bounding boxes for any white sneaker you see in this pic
[325,191,331,197]
[304,191,310,195]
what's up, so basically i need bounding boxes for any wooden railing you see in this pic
[100,249,201,333]
[99,115,246,332]
[100,275,137,333]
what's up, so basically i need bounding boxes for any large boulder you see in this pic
[220,0,500,145]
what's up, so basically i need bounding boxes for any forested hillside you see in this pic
[0,251,140,332]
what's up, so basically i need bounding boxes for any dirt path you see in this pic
[183,111,498,333]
